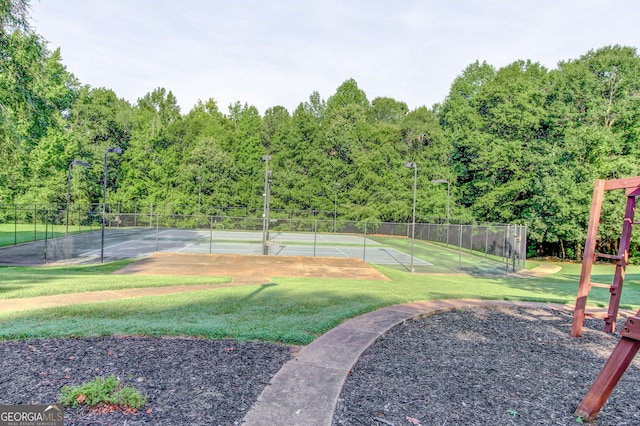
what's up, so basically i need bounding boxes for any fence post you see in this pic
[363,221,367,262]
[505,225,510,273]
[519,225,524,270]
[14,204,17,245]
[446,222,450,247]
[524,225,528,270]
[458,224,462,272]
[44,209,48,260]
[485,227,489,257]
[313,219,317,257]
[209,216,213,254]
[512,226,517,272]
[155,214,159,251]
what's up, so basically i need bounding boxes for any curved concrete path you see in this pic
[240,299,576,426]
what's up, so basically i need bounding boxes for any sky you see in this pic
[30,0,640,115]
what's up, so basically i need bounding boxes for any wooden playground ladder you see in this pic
[571,177,640,337]
[571,177,640,420]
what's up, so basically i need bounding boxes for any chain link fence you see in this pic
[0,203,526,273]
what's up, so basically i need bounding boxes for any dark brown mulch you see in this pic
[333,307,640,426]
[0,336,294,425]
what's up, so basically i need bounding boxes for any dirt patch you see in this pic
[114,253,389,283]
[508,263,562,278]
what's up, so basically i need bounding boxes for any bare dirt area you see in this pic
[114,252,390,283]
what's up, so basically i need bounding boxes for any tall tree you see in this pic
[439,61,496,207]
[0,0,30,36]
[117,88,179,205]
[546,46,640,257]
[325,78,370,112]
[0,31,78,204]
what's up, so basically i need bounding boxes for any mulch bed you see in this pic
[333,307,640,426]
[0,336,295,425]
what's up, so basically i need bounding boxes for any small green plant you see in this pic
[60,375,147,410]
[576,416,585,423]
[507,409,518,417]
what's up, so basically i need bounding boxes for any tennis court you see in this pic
[88,229,431,266]
[0,206,525,275]
[0,224,518,275]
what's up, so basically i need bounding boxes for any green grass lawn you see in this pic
[0,259,638,344]
[0,259,230,299]
[0,223,96,247]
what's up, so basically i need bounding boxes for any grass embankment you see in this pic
[0,259,230,299]
[0,260,637,345]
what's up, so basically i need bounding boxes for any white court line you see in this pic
[176,243,194,253]
[335,247,350,257]
[80,239,140,257]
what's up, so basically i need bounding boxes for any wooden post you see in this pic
[572,179,606,337]
[604,192,636,332]
[575,312,640,420]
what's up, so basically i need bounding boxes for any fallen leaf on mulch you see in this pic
[406,415,421,425]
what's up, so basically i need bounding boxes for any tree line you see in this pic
[1,3,639,260]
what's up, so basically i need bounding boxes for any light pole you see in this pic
[196,176,202,228]
[262,155,272,255]
[102,147,122,263]
[432,178,451,247]
[66,159,91,236]
[404,161,417,272]
[431,179,450,224]
[333,182,340,233]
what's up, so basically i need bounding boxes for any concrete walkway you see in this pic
[240,299,575,426]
